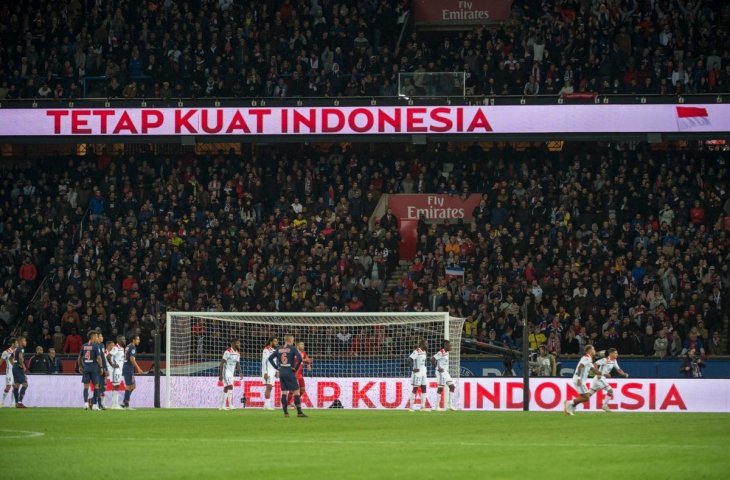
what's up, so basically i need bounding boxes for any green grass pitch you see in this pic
[1,409,728,480]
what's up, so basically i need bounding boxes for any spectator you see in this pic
[47,348,63,374]
[63,328,83,354]
[654,329,669,358]
[29,346,51,374]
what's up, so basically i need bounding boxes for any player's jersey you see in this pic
[269,345,303,372]
[432,349,449,372]
[222,348,241,376]
[13,346,24,364]
[80,343,101,370]
[124,344,137,370]
[1,347,14,368]
[261,346,277,376]
[572,354,594,383]
[409,348,427,375]
[102,348,110,370]
[595,358,620,376]
[295,351,309,376]
[110,344,125,369]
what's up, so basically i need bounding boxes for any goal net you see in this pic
[165,312,465,409]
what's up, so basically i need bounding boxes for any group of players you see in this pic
[6,332,627,413]
[78,330,146,410]
[565,345,630,415]
[217,335,459,415]
[0,330,146,409]
[2,336,29,408]
[218,334,310,416]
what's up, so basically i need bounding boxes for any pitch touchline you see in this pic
[0,430,45,439]
[47,436,721,449]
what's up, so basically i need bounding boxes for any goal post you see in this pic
[164,312,465,409]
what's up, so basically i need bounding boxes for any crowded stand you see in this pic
[0,143,727,362]
[0,0,729,100]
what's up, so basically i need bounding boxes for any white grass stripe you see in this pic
[45,435,722,450]
[0,430,45,439]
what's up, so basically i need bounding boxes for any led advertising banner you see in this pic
[17,376,730,412]
[0,105,728,137]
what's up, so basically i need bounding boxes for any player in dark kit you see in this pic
[78,331,104,410]
[122,334,145,409]
[268,334,307,418]
[12,336,29,408]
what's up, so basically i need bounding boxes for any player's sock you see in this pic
[280,394,288,414]
[294,395,302,414]
[123,390,131,405]
[263,396,270,408]
[83,387,89,402]
[111,390,118,406]
[220,390,227,408]
[12,387,19,403]
[3,390,9,404]
[409,393,416,409]
[18,386,26,402]
[228,391,234,408]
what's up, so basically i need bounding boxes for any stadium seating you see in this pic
[0,0,729,99]
[0,143,726,359]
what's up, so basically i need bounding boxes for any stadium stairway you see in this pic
[380,261,412,309]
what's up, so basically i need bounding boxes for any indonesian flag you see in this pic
[676,106,710,130]
[445,266,464,279]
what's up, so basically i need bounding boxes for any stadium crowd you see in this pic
[0,0,729,100]
[0,142,727,362]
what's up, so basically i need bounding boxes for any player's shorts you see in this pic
[222,372,234,388]
[411,372,427,387]
[436,371,453,387]
[81,367,100,385]
[590,377,610,392]
[296,375,306,389]
[572,378,588,395]
[279,370,299,392]
[263,371,277,386]
[109,368,122,385]
[5,369,14,386]
[123,367,135,386]
[12,366,26,384]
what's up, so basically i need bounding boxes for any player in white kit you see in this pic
[219,339,242,410]
[592,348,629,412]
[564,344,602,415]
[407,339,434,412]
[1,340,17,407]
[107,336,126,408]
[431,340,457,411]
[261,336,279,410]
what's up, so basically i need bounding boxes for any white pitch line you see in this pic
[45,435,723,450]
[0,429,45,439]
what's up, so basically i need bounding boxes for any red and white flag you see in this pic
[676,106,710,130]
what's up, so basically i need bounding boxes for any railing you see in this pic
[0,93,727,108]
[77,208,90,244]
[11,209,91,336]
